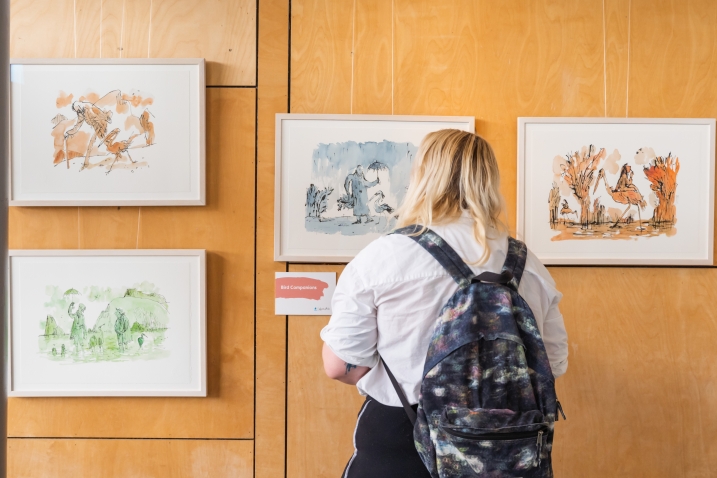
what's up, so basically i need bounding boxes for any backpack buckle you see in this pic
[471,270,513,285]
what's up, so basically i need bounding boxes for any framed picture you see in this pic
[275,114,475,262]
[10,58,205,206]
[518,117,715,265]
[9,249,206,397]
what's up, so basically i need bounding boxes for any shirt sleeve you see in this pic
[522,252,569,378]
[319,263,380,368]
[541,291,569,378]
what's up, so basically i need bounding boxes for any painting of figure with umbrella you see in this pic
[305,140,417,235]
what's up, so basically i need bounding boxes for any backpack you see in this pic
[383,226,565,478]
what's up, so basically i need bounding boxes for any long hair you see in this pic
[396,129,508,264]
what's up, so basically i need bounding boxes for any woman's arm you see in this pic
[322,343,370,385]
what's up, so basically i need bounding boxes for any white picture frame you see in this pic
[8,249,206,397]
[10,58,206,206]
[517,117,716,265]
[275,114,475,262]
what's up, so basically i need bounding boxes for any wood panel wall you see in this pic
[9,0,258,476]
[285,1,717,478]
[9,0,717,477]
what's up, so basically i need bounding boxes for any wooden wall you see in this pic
[284,1,717,478]
[9,0,258,476]
[9,0,717,477]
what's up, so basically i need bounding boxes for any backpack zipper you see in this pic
[440,426,547,467]
[440,425,547,441]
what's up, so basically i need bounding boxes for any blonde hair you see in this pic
[396,129,507,264]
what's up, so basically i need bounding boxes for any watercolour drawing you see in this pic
[276,115,475,262]
[10,60,204,206]
[39,282,169,364]
[52,89,156,174]
[549,144,680,241]
[305,140,417,236]
[9,251,205,397]
[519,118,714,265]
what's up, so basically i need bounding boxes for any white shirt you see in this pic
[320,215,569,407]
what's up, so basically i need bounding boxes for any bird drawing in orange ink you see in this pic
[594,164,647,230]
[139,110,155,146]
[559,199,578,224]
[103,128,140,174]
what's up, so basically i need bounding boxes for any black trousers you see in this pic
[342,396,432,478]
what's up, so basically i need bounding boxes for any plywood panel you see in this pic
[99,0,151,59]
[8,89,256,439]
[149,0,256,86]
[121,0,152,58]
[100,0,124,58]
[550,267,717,477]
[8,438,253,478]
[285,264,365,478]
[353,0,393,114]
[604,0,629,117]
[255,0,290,476]
[10,0,75,58]
[75,0,102,58]
[628,0,717,118]
[78,207,141,249]
[9,207,80,250]
[394,0,604,230]
[290,0,353,113]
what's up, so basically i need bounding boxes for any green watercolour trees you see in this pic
[39,283,170,363]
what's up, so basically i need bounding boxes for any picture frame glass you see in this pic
[9,252,205,396]
[519,119,715,265]
[10,61,204,205]
[277,115,474,262]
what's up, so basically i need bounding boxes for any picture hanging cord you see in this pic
[350,0,356,114]
[119,0,126,59]
[148,0,153,58]
[602,0,607,117]
[73,0,77,58]
[626,0,631,118]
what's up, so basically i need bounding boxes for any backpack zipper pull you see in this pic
[557,400,567,421]
[536,431,543,467]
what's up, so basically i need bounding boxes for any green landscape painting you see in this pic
[39,282,169,363]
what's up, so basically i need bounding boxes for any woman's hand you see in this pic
[322,343,371,385]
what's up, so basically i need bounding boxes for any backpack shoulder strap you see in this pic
[393,225,474,288]
[501,237,528,291]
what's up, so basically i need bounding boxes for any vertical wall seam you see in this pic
[253,1,260,476]
[391,0,394,115]
[286,2,293,476]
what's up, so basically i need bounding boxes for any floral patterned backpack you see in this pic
[383,226,565,478]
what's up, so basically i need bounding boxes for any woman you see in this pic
[321,129,568,477]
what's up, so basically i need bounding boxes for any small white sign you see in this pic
[275,272,336,315]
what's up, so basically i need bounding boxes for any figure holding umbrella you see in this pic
[340,164,380,224]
